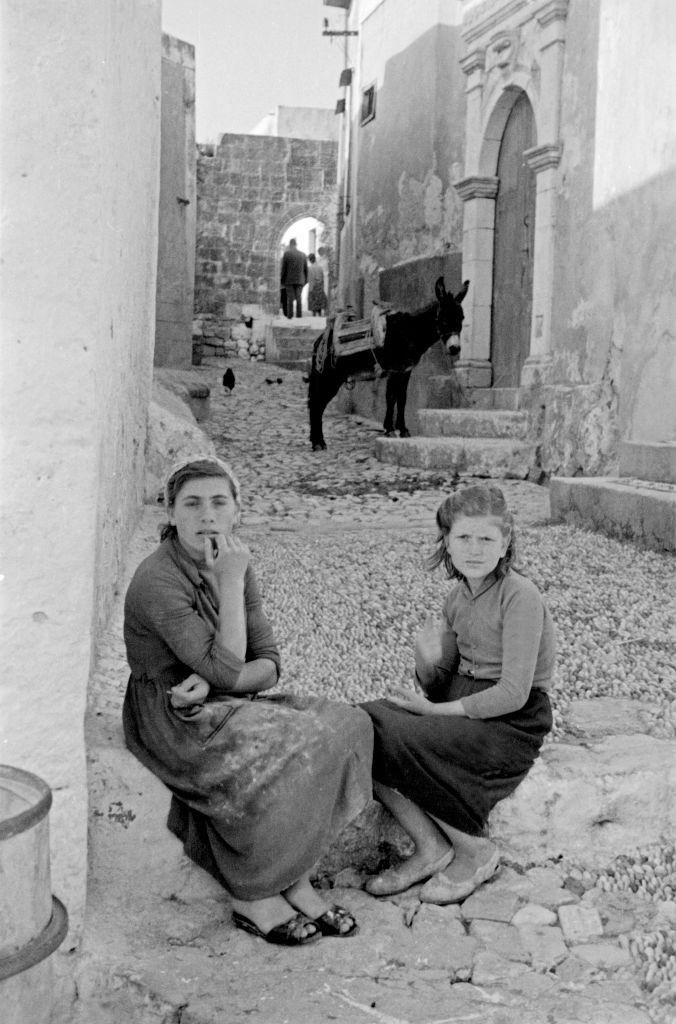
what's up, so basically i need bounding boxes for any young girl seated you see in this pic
[362,483,555,901]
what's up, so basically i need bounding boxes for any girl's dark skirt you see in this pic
[361,674,552,836]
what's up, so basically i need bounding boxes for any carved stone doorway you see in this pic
[491,91,536,387]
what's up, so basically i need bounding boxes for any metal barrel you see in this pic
[0,765,68,1024]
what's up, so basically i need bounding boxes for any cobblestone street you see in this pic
[77,360,675,1024]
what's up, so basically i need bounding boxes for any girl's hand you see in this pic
[388,687,434,715]
[169,674,210,708]
[415,616,445,667]
[203,533,250,579]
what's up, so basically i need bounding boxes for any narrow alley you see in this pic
[75,360,675,1024]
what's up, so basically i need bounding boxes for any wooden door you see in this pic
[491,92,536,387]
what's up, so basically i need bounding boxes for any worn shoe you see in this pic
[312,904,359,937]
[364,849,455,897]
[419,848,500,905]
[232,910,321,946]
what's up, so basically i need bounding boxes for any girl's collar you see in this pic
[459,569,502,598]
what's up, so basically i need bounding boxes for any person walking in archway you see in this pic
[307,254,327,316]
[280,238,308,319]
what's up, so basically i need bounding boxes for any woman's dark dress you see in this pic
[363,570,554,836]
[123,536,373,900]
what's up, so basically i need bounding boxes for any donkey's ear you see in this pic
[454,280,470,304]
[435,277,447,301]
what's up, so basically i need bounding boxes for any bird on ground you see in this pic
[222,367,236,391]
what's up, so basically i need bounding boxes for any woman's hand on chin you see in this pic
[203,533,250,579]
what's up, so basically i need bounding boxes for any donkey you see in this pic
[308,276,468,451]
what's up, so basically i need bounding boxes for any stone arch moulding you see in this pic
[479,78,540,177]
[255,203,333,313]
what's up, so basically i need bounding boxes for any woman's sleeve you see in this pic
[136,565,246,689]
[245,568,281,679]
[462,584,544,719]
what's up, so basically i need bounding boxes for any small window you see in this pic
[360,84,376,125]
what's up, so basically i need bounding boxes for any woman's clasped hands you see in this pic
[169,673,210,709]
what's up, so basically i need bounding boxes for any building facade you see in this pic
[329,0,676,475]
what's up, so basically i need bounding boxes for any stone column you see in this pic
[521,0,569,384]
[522,143,562,384]
[453,175,498,386]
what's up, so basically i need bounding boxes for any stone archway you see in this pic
[454,2,570,389]
[194,134,338,319]
[261,204,336,317]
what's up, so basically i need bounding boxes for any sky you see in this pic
[161,0,349,141]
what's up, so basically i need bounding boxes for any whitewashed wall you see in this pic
[0,0,161,942]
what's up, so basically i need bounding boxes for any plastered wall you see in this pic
[0,0,161,943]
[339,0,466,310]
[542,0,676,473]
[155,33,197,368]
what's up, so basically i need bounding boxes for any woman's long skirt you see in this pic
[362,674,552,837]
[123,682,373,900]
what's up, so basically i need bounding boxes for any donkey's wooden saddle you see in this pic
[333,303,392,360]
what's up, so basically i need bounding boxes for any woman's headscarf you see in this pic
[163,454,241,509]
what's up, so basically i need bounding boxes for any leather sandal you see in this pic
[364,848,455,897]
[312,904,359,937]
[232,910,321,946]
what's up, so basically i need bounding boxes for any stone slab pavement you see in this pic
[62,360,674,1024]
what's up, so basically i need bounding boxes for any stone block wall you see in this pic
[193,132,338,350]
[192,313,266,364]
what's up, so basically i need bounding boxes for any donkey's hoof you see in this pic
[384,430,396,438]
[312,442,327,452]
[399,429,411,438]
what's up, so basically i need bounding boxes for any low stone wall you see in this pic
[145,372,217,503]
[192,310,268,364]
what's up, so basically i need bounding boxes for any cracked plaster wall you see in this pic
[341,11,466,311]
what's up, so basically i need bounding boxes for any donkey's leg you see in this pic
[394,372,412,437]
[383,373,397,436]
[308,369,342,450]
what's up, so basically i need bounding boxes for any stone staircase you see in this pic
[264,317,323,372]
[375,384,536,479]
[550,440,676,551]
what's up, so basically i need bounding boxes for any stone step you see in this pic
[426,375,465,408]
[467,387,521,411]
[375,435,533,478]
[268,347,311,361]
[266,324,320,368]
[619,440,676,485]
[418,408,529,440]
[549,476,676,551]
[271,333,319,352]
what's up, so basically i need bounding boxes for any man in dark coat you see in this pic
[280,238,308,319]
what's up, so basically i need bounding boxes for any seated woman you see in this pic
[123,455,373,945]
[362,483,554,902]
